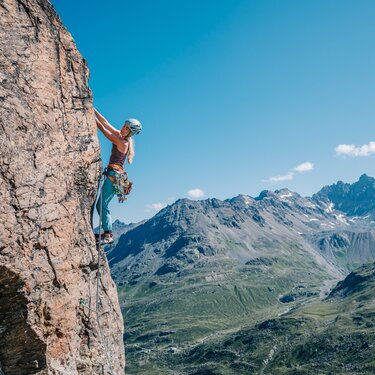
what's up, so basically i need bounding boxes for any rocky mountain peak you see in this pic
[359,173,373,182]
[313,174,375,218]
[227,194,255,207]
[255,190,275,200]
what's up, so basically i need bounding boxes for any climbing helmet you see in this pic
[125,118,142,136]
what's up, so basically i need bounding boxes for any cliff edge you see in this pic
[0,0,125,374]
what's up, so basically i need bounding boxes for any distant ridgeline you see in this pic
[109,175,375,374]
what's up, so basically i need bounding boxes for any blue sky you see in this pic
[51,0,375,223]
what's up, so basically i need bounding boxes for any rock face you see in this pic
[0,0,124,374]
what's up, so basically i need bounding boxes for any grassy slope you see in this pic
[119,244,335,374]
[163,263,375,375]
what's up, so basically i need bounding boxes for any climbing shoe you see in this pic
[94,233,114,245]
[103,236,114,245]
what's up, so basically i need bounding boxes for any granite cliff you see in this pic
[0,0,124,374]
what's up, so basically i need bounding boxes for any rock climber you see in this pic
[95,108,142,244]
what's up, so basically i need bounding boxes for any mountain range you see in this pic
[108,174,375,374]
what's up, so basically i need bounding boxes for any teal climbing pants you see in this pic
[96,171,116,232]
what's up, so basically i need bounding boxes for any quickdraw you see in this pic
[106,164,133,203]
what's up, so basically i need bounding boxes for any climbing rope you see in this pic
[80,170,115,375]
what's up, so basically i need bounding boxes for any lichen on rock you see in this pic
[0,0,124,373]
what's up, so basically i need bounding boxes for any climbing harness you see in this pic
[106,164,133,203]
[80,170,115,375]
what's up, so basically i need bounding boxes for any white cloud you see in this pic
[187,188,205,199]
[266,160,314,183]
[294,162,314,173]
[268,172,294,183]
[145,202,167,213]
[335,141,375,157]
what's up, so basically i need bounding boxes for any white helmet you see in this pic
[125,118,142,136]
